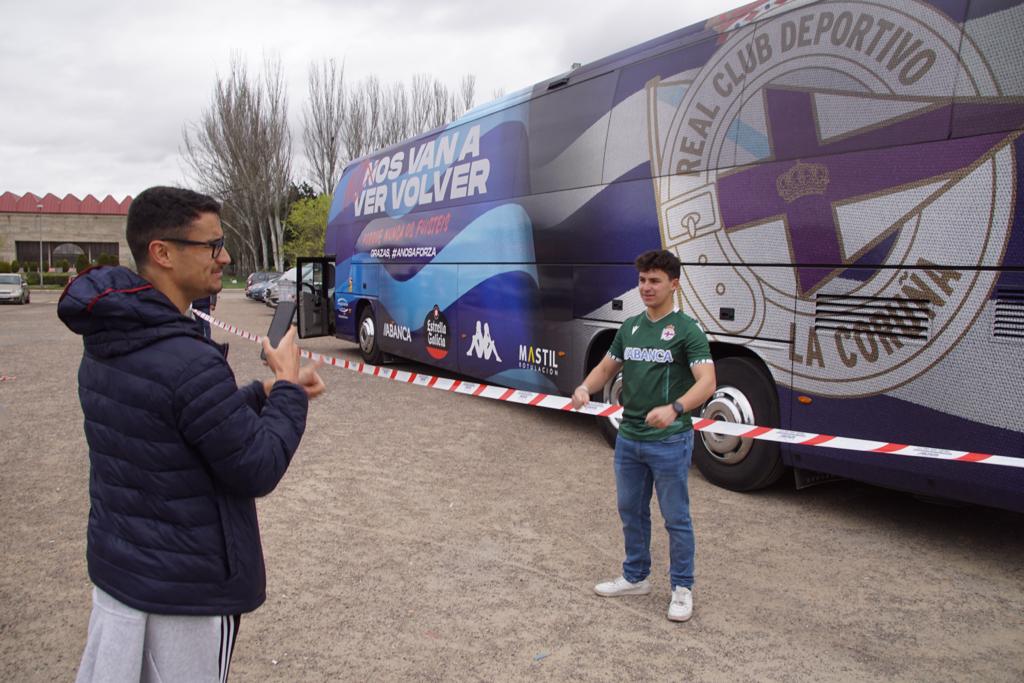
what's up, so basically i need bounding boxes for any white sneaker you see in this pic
[594,576,652,597]
[667,586,693,622]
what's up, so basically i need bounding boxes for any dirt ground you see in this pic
[1,289,1022,682]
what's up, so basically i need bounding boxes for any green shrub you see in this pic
[10,259,20,272]
[42,273,71,286]
[58,259,70,273]
[75,254,89,272]
[0,261,10,273]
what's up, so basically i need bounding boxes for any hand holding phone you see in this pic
[260,301,296,362]
[262,326,300,384]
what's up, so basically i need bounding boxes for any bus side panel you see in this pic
[783,392,1024,513]
[786,258,1024,510]
[374,262,460,372]
[573,265,643,323]
[457,264,575,394]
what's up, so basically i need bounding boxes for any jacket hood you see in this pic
[58,266,206,358]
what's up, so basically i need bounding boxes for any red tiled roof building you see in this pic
[0,191,134,271]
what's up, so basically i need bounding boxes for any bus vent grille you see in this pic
[813,294,930,340]
[993,287,1024,341]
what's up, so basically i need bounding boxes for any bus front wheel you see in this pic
[693,356,785,491]
[358,306,383,365]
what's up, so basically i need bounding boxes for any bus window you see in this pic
[527,71,616,194]
[606,31,744,183]
[951,1,1024,138]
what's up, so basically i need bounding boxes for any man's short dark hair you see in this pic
[635,249,681,280]
[127,186,220,270]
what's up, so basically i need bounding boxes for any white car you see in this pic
[0,273,30,304]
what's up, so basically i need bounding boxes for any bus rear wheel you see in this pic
[358,306,383,365]
[693,356,785,491]
[598,371,624,447]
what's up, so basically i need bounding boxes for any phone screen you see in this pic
[260,301,297,361]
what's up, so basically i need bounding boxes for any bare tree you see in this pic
[182,54,292,272]
[460,74,476,113]
[303,58,347,196]
[339,73,478,163]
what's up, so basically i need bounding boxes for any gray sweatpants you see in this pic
[75,587,239,683]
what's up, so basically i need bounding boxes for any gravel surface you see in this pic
[1,289,1022,681]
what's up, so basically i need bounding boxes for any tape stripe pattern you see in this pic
[194,311,1023,470]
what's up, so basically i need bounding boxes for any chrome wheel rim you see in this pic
[359,316,375,356]
[699,385,755,465]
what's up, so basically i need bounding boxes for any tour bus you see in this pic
[298,0,1024,512]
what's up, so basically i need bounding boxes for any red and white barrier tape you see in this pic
[194,310,1024,470]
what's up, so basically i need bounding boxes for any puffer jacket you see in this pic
[58,266,308,615]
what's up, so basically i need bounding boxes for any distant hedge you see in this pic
[42,273,71,286]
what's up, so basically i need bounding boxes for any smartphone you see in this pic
[260,300,297,361]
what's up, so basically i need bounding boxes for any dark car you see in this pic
[0,273,30,305]
[245,271,281,300]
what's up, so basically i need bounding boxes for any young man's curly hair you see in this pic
[634,249,681,280]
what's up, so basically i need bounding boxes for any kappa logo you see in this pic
[467,320,502,362]
[646,0,1021,397]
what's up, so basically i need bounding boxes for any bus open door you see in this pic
[296,256,335,339]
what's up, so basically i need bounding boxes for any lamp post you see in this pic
[36,203,44,287]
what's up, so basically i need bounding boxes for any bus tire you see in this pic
[693,356,785,491]
[598,370,624,448]
[358,306,383,365]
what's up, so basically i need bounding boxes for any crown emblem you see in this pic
[776,160,830,203]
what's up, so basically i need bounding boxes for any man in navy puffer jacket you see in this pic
[59,186,325,682]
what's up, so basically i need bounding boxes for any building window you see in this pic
[15,241,119,268]
[53,242,85,262]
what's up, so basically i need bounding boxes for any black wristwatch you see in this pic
[671,401,685,415]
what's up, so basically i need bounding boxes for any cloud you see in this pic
[0,0,737,198]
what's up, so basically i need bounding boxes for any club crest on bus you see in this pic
[647,0,1019,397]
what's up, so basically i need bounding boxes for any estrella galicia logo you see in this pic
[424,305,451,359]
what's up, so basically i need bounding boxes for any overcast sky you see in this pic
[1,0,739,200]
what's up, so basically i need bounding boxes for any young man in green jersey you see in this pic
[572,249,716,622]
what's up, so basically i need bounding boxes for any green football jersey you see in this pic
[608,309,713,441]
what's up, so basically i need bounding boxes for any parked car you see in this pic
[0,273,30,305]
[246,273,281,302]
[265,265,313,308]
[245,271,281,299]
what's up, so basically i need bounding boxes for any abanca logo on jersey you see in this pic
[624,347,675,363]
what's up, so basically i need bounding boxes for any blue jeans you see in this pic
[614,430,695,589]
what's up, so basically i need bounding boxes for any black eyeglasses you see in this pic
[158,236,225,259]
